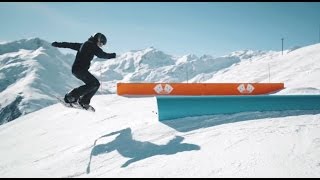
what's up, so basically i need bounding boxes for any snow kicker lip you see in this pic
[117,83,284,96]
[156,95,320,121]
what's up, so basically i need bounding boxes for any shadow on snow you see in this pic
[87,127,200,173]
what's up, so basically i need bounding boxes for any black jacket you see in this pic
[52,38,116,71]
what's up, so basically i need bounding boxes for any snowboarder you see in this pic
[51,32,116,110]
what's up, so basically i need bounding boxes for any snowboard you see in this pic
[55,96,95,112]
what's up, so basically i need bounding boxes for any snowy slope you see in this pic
[0,94,319,178]
[204,44,320,94]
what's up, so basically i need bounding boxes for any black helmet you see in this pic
[93,32,107,45]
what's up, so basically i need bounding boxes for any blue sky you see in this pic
[1,2,320,56]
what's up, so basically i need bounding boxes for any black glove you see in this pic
[109,53,116,59]
[51,42,58,47]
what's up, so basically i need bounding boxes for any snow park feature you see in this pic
[117,83,285,96]
[118,82,312,122]
[156,95,320,121]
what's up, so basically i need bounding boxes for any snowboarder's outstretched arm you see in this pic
[94,46,116,60]
[51,42,82,51]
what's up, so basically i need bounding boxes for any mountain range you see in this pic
[1,38,320,125]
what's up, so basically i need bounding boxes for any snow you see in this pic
[0,39,320,177]
[205,44,320,91]
[0,94,319,177]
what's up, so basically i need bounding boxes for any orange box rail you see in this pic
[117,83,285,96]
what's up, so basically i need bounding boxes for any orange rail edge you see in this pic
[117,83,285,96]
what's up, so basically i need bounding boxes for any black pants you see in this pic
[67,68,100,105]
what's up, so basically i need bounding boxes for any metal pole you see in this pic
[281,38,284,55]
[186,65,189,83]
[268,63,271,83]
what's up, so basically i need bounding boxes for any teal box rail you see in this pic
[156,95,320,121]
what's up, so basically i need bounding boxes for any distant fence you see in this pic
[156,95,320,121]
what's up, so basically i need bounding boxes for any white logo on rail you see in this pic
[154,84,174,94]
[237,84,255,94]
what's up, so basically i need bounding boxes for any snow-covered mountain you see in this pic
[204,45,320,95]
[0,38,78,124]
[0,38,244,125]
[1,38,320,126]
[89,47,240,91]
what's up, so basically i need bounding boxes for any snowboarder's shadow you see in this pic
[86,128,200,173]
